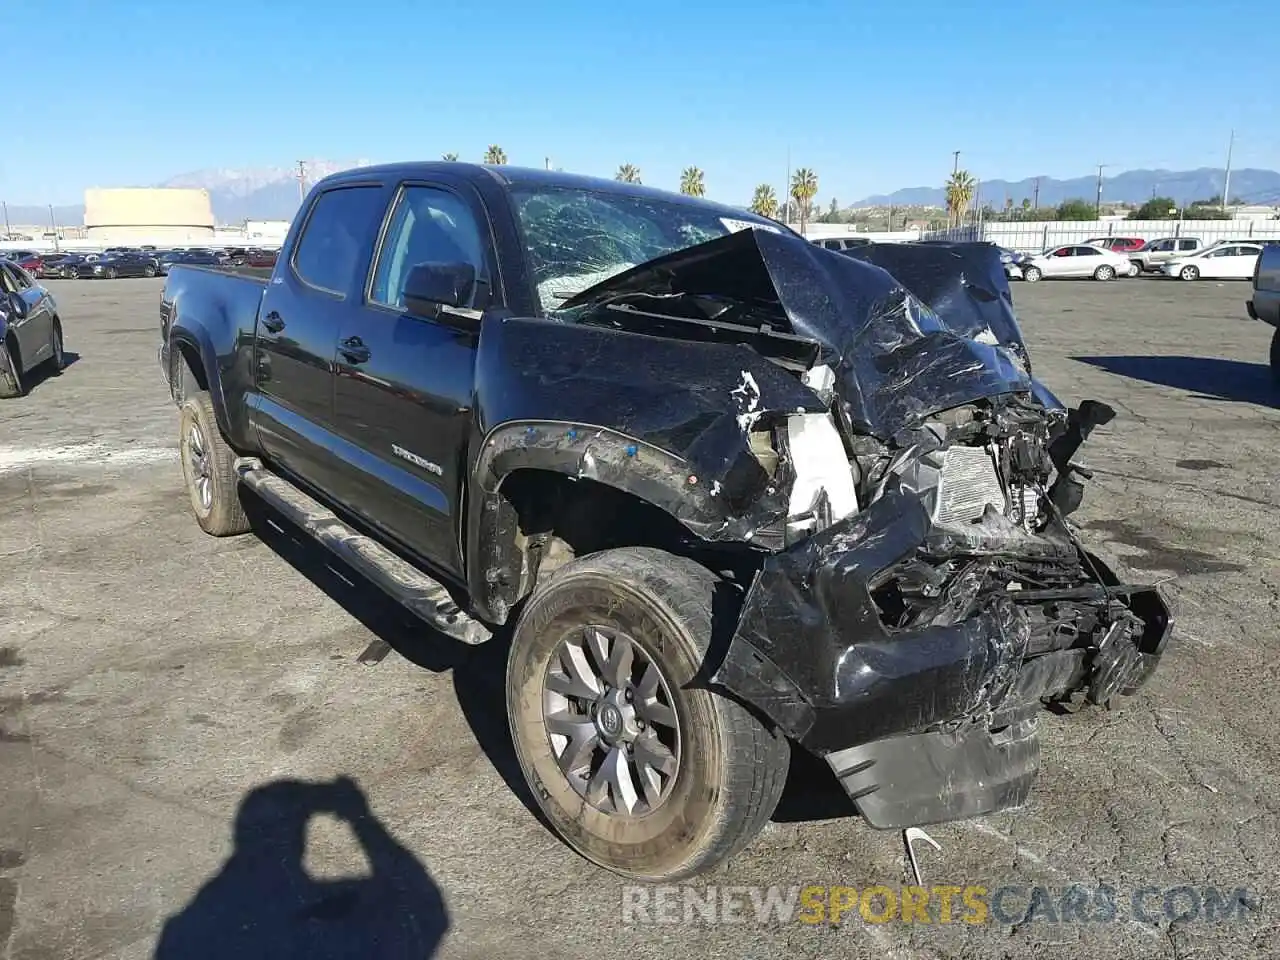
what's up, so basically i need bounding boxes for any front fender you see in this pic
[464,314,828,622]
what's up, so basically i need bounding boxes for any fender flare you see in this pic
[168,322,233,440]
[465,419,770,624]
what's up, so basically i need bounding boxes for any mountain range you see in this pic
[852,167,1280,209]
[5,164,1279,229]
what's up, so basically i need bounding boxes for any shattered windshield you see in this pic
[510,185,782,312]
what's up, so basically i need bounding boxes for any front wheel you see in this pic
[1180,265,1200,281]
[106,266,118,279]
[1022,265,1042,282]
[179,391,250,536]
[144,265,156,278]
[507,547,790,880]
[1094,265,1116,281]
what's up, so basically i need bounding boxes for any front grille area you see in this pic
[936,446,1005,525]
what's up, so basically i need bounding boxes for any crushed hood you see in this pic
[563,229,1043,440]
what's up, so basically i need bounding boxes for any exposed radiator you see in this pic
[936,446,1005,525]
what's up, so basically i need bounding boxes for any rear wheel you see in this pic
[507,547,790,880]
[1022,265,1042,282]
[1180,265,1200,281]
[179,391,250,536]
[46,319,65,373]
[144,265,156,278]
[1094,264,1116,281]
[0,337,23,398]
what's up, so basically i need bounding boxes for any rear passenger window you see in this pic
[370,186,487,309]
[1178,240,1197,251]
[291,186,386,295]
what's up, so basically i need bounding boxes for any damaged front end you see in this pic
[559,231,1173,831]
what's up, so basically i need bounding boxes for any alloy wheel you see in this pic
[185,422,213,511]
[543,624,681,816]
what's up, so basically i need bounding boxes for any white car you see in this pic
[1019,244,1137,282]
[1162,244,1264,281]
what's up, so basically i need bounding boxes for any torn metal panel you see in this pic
[561,228,1040,441]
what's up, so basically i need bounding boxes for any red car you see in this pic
[1086,236,1145,253]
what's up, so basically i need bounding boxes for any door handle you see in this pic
[262,311,285,334]
[339,336,371,365]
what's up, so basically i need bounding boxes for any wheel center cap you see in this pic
[598,704,623,737]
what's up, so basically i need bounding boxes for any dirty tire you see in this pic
[1271,328,1280,386]
[507,546,790,881]
[0,338,23,398]
[1022,265,1042,282]
[1128,261,1143,277]
[1093,264,1116,281]
[1180,265,1200,281]
[144,265,156,278]
[179,391,250,536]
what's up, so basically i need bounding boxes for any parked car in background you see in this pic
[1086,236,1145,253]
[75,252,160,279]
[1162,243,1264,281]
[5,252,46,275]
[1129,237,1203,274]
[0,260,65,398]
[815,237,872,252]
[36,254,79,279]
[1,249,40,263]
[1019,244,1134,281]
[1247,242,1280,381]
[244,248,279,268]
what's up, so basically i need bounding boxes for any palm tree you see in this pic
[679,166,705,197]
[484,145,507,165]
[615,163,642,184]
[442,152,459,162]
[750,184,778,219]
[945,170,977,227]
[790,168,818,235]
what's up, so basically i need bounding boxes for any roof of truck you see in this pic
[322,162,764,218]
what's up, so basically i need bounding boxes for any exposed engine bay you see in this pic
[544,230,1173,829]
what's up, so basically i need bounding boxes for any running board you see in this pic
[234,457,491,645]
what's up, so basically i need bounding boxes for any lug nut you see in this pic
[624,689,633,702]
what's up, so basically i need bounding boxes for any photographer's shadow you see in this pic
[155,777,448,959]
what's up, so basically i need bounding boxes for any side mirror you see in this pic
[403,262,478,325]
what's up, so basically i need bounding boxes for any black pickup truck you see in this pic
[158,163,1172,880]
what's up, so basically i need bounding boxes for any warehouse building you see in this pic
[83,188,216,244]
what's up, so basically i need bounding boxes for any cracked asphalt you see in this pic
[1,276,1277,959]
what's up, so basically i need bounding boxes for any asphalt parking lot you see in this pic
[2,275,1278,960]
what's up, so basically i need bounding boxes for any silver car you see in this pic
[1129,237,1203,274]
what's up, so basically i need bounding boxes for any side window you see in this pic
[0,264,16,294]
[1153,240,1173,252]
[370,185,487,309]
[1178,240,1197,251]
[1075,246,1099,256]
[291,186,386,296]
[6,263,31,288]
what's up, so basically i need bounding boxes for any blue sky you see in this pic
[7,0,1278,205]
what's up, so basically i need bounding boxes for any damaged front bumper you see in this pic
[711,488,1173,830]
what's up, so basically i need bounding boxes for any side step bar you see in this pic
[234,457,491,646]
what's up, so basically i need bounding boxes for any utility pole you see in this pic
[1032,177,1040,210]
[1095,164,1109,217]
[1223,129,1235,215]
[951,151,960,176]
[48,204,59,252]
[1,201,9,239]
[544,157,551,170]
[296,160,307,202]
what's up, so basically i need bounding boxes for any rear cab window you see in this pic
[291,185,388,297]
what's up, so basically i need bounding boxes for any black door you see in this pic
[330,181,496,576]
[251,182,391,493]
